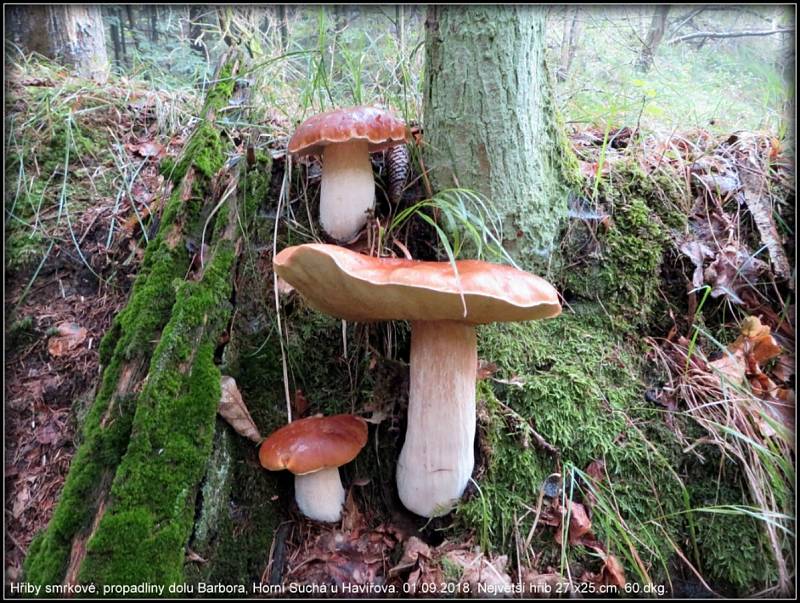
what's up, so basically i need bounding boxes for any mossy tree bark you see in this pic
[23,50,268,589]
[423,5,577,270]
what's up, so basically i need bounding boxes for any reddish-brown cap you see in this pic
[259,414,368,475]
[288,106,408,156]
[273,244,562,324]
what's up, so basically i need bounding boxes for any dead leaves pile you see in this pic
[690,316,793,435]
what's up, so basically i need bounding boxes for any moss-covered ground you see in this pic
[449,157,780,595]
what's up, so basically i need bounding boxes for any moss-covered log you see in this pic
[23,50,267,591]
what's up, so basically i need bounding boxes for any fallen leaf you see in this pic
[126,140,165,158]
[186,549,207,564]
[47,322,88,357]
[704,244,769,305]
[218,376,261,443]
[292,389,308,417]
[445,548,513,595]
[389,536,432,577]
[477,359,498,381]
[596,554,626,588]
[12,485,30,519]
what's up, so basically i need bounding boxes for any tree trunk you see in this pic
[117,9,129,67]
[188,6,206,56]
[278,5,288,51]
[423,5,574,269]
[557,7,580,83]
[9,5,109,83]
[124,5,142,53]
[110,20,122,67]
[637,5,670,72]
[23,50,278,589]
[149,5,159,43]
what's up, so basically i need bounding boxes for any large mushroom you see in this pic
[273,244,562,518]
[288,106,408,242]
[259,414,368,522]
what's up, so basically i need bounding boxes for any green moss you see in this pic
[691,482,778,595]
[171,123,226,185]
[7,315,36,348]
[77,243,236,588]
[202,63,236,115]
[455,306,689,582]
[558,163,680,329]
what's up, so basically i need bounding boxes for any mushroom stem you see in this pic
[397,320,477,517]
[294,467,346,522]
[320,139,374,242]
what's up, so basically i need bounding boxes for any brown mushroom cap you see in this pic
[259,414,368,475]
[273,244,562,324]
[288,106,408,156]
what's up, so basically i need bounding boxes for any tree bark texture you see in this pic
[423,6,572,269]
[8,5,109,83]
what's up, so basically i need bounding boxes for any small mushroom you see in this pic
[288,106,408,242]
[273,244,562,518]
[259,414,368,522]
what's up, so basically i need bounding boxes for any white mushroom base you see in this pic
[320,139,375,242]
[396,320,477,517]
[294,467,346,522]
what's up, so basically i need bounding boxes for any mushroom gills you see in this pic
[397,320,477,517]
[294,467,346,522]
[319,140,374,242]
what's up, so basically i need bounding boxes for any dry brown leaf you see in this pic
[477,359,498,381]
[597,554,627,588]
[341,490,363,533]
[12,485,30,519]
[553,500,593,545]
[218,376,261,443]
[708,347,747,387]
[388,536,432,577]
[126,140,165,158]
[585,459,605,483]
[292,389,309,418]
[47,322,88,357]
[704,244,769,305]
[186,548,207,564]
[448,550,513,595]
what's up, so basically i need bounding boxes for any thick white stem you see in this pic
[294,467,345,522]
[319,140,374,242]
[396,321,477,517]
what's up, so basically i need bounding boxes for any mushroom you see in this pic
[288,106,408,242]
[273,244,562,518]
[259,413,367,522]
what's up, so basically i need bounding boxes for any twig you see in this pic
[668,28,794,45]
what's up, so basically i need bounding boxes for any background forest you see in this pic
[4,4,796,599]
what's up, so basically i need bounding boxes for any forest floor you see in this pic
[4,63,188,582]
[4,59,795,596]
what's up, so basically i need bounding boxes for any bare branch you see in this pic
[668,27,794,44]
